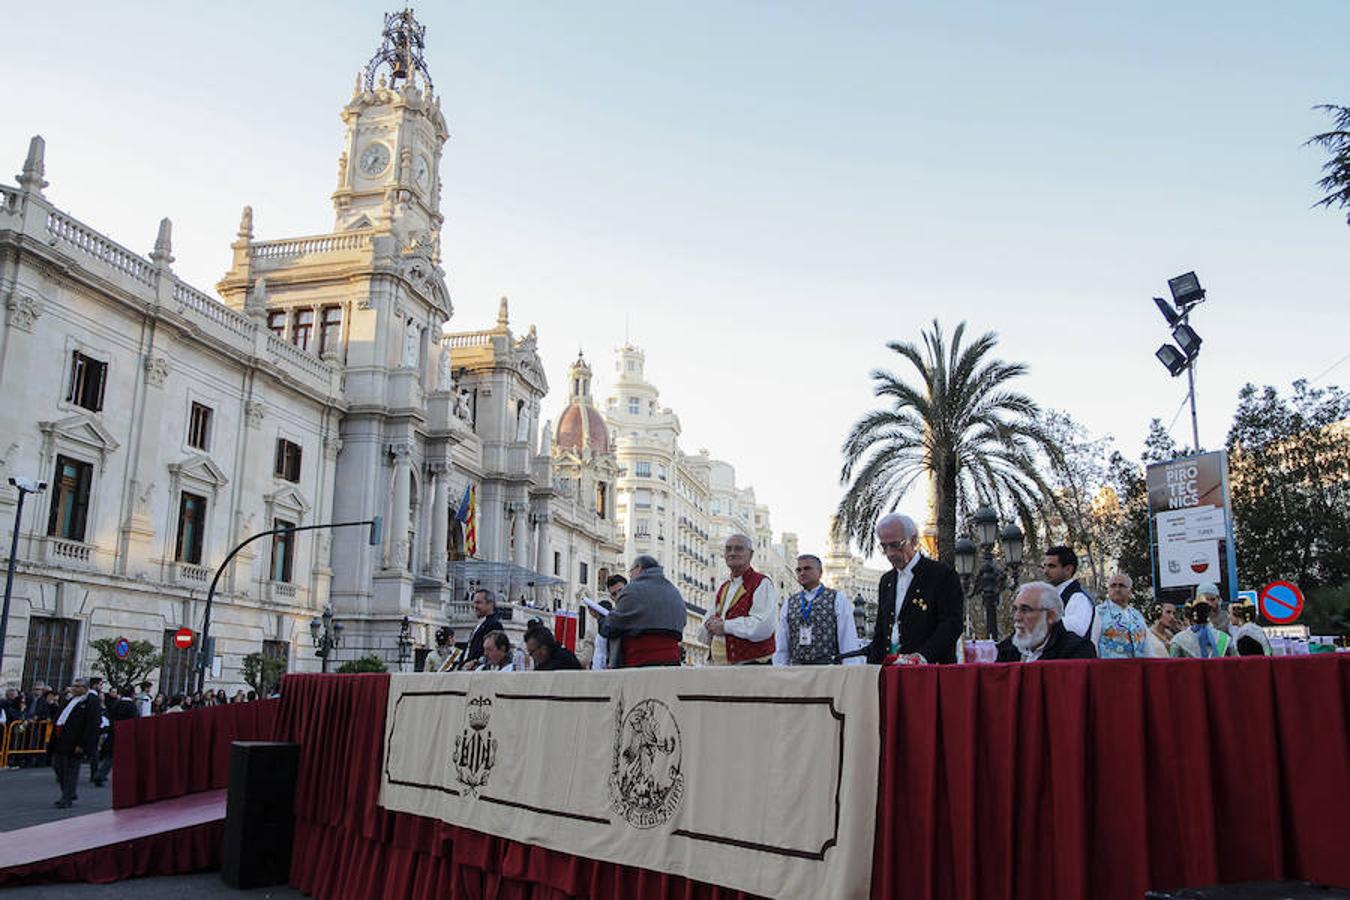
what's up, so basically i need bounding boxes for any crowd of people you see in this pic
[423,513,1280,675]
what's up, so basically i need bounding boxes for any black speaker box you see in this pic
[1147,882,1350,899]
[220,740,300,889]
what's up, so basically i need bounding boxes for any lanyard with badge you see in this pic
[798,588,817,647]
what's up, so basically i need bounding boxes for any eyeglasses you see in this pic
[1012,604,1044,617]
[879,541,910,551]
[725,545,749,553]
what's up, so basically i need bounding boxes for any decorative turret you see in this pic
[556,351,609,455]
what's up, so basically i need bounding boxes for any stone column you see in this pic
[513,504,532,570]
[534,510,552,605]
[389,443,413,571]
[429,463,450,579]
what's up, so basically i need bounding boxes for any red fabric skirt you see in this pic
[621,632,681,667]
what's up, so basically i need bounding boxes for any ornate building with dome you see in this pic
[0,11,617,691]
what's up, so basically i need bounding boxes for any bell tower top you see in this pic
[332,8,448,244]
[364,9,434,92]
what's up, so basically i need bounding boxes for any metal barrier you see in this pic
[1,719,53,767]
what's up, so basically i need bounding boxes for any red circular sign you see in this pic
[173,627,195,650]
[1259,581,1304,625]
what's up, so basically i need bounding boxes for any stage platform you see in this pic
[0,785,226,887]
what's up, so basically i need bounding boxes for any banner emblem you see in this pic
[609,699,684,829]
[452,695,497,795]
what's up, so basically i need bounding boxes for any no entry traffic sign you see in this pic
[114,636,130,659]
[1259,581,1304,624]
[174,627,195,651]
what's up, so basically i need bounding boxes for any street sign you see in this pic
[174,627,195,651]
[1259,581,1304,625]
[114,636,130,659]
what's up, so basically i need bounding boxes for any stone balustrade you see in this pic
[250,231,372,259]
[46,210,157,287]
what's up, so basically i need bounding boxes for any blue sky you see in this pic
[4,2,1346,563]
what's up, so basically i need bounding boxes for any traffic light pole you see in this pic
[196,517,382,694]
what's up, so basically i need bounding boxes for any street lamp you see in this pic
[310,604,344,673]
[1152,271,1207,451]
[953,505,1024,641]
[2,476,47,676]
[397,615,413,672]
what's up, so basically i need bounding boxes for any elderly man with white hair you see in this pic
[864,513,964,665]
[703,532,778,665]
[996,581,1098,662]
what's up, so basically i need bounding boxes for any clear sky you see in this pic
[4,2,1346,565]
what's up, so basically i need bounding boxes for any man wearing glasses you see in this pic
[703,533,778,665]
[864,514,964,665]
[996,582,1097,662]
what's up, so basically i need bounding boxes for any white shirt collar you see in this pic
[896,552,921,578]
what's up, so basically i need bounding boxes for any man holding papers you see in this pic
[598,555,686,668]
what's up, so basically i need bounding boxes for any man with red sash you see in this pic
[703,533,778,665]
[599,555,687,667]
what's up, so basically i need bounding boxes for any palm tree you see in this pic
[835,320,1063,562]
[1307,104,1350,223]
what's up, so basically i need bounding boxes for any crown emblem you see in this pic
[467,696,492,731]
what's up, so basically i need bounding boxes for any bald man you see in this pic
[702,533,778,665]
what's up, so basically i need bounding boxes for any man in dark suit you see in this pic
[460,588,504,671]
[996,581,1097,662]
[524,624,583,671]
[49,678,102,808]
[865,514,965,665]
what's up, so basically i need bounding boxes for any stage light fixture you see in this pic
[1155,344,1188,377]
[1168,271,1205,308]
[1172,323,1203,358]
[1153,296,1181,326]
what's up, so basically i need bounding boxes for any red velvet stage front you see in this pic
[29,655,1350,898]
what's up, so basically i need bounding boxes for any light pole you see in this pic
[1153,271,1206,451]
[2,476,47,677]
[197,517,381,693]
[954,506,1024,641]
[309,604,344,673]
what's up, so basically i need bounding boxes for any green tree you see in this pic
[1226,380,1350,594]
[1306,103,1350,224]
[89,638,163,695]
[241,652,287,696]
[336,654,388,674]
[836,320,1063,561]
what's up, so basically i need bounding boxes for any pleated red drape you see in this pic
[112,699,280,808]
[276,673,760,900]
[871,655,1350,900]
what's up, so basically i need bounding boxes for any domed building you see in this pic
[534,353,622,628]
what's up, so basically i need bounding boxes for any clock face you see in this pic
[413,155,431,191]
[359,143,390,177]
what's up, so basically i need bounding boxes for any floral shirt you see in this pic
[1091,602,1150,659]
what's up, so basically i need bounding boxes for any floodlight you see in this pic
[1168,271,1205,308]
[1171,323,1203,358]
[1153,297,1181,327]
[1155,344,1188,377]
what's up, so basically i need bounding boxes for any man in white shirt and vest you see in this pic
[773,553,864,666]
[1041,545,1095,638]
[702,533,777,665]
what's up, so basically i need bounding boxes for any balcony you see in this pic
[43,537,95,570]
[174,562,212,586]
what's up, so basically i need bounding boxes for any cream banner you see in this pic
[380,666,880,900]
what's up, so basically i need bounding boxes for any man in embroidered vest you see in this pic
[864,514,965,665]
[773,553,864,666]
[1169,595,1235,658]
[1041,545,1095,638]
[1090,571,1151,658]
[703,533,778,665]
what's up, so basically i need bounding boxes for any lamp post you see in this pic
[197,517,381,692]
[2,476,47,677]
[953,506,1024,641]
[397,615,413,672]
[1152,271,1206,451]
[310,604,345,673]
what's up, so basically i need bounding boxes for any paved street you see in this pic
[1,766,112,832]
[2,768,303,897]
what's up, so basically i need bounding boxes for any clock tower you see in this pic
[332,9,448,246]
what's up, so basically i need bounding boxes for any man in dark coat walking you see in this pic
[865,514,965,665]
[996,581,1098,662]
[49,678,102,808]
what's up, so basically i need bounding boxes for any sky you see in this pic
[4,2,1346,566]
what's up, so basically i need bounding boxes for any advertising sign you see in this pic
[1146,450,1239,605]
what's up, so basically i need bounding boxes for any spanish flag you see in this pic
[456,483,477,557]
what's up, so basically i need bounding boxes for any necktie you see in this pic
[1193,623,1214,658]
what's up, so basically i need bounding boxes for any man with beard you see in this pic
[996,581,1097,662]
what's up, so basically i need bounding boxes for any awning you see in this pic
[443,559,566,589]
